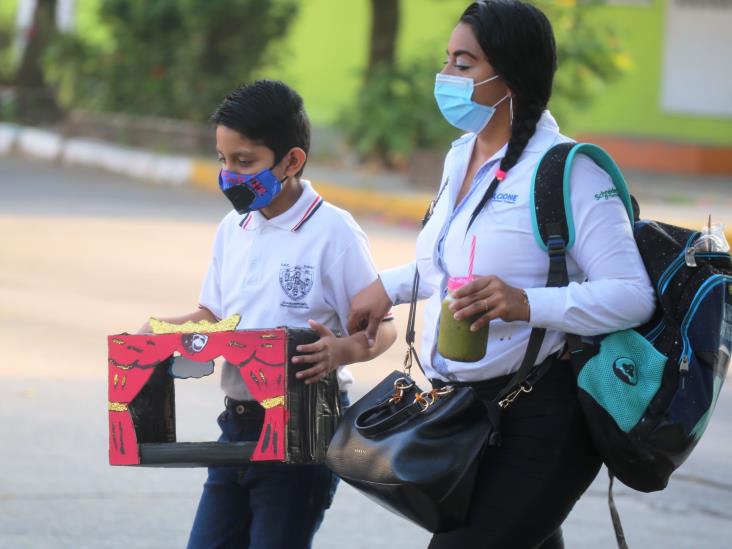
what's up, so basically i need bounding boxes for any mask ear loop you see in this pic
[272,151,292,184]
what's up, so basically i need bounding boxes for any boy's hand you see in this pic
[293,319,346,385]
[347,277,392,347]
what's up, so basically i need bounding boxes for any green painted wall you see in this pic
[564,0,732,146]
[260,0,466,124]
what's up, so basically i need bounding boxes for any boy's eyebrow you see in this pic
[216,148,256,156]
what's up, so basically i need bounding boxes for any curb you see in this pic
[1,122,731,241]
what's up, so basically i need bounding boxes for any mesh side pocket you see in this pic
[578,329,667,433]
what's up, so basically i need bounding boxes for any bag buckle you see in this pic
[498,382,533,409]
[547,235,566,263]
[403,348,413,376]
[389,377,415,405]
[414,386,455,412]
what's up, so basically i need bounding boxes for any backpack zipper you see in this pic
[678,275,732,387]
[657,232,700,295]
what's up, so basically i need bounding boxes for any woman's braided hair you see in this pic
[462,0,557,230]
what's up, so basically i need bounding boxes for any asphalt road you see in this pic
[1,155,730,548]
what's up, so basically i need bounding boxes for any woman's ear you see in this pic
[283,147,307,177]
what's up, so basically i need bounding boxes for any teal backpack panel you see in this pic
[577,330,667,433]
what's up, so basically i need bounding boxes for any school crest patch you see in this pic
[279,264,314,301]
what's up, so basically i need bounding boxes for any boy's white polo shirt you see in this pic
[199,179,378,399]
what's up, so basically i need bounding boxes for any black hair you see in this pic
[461,0,557,229]
[211,80,311,176]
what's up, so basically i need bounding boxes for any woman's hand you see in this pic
[293,320,348,385]
[346,277,392,347]
[450,275,529,331]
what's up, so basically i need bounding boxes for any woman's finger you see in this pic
[451,275,495,299]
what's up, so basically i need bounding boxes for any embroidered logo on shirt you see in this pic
[279,264,314,302]
[595,188,619,201]
[493,192,518,204]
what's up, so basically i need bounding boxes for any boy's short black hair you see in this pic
[211,80,311,176]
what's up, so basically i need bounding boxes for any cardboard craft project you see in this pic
[108,317,340,467]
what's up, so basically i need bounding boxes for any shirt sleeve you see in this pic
[380,262,433,306]
[198,219,226,320]
[524,154,655,336]
[323,219,379,331]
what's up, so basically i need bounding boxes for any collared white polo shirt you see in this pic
[380,111,655,383]
[199,180,378,399]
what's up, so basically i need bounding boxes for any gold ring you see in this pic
[483,299,490,312]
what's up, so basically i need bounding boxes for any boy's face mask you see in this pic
[218,165,286,214]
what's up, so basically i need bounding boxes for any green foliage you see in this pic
[341,0,630,166]
[339,60,454,168]
[44,0,298,121]
[540,0,629,120]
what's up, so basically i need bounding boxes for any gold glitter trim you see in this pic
[260,334,278,339]
[260,396,284,409]
[108,402,128,412]
[149,314,241,334]
[109,359,135,370]
[121,375,127,388]
[112,338,125,345]
[113,373,119,387]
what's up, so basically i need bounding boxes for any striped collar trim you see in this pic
[291,194,324,232]
[238,180,324,233]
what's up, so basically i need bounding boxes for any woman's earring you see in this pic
[509,96,514,126]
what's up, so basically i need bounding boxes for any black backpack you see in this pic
[531,142,732,547]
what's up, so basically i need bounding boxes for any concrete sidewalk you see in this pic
[2,121,731,239]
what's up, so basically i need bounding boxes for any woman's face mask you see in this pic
[434,73,509,134]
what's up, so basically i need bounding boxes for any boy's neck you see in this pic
[259,177,304,220]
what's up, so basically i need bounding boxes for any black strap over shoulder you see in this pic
[533,142,574,248]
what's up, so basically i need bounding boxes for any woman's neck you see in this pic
[473,103,513,162]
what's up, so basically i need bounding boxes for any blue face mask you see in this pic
[218,166,286,214]
[434,73,509,134]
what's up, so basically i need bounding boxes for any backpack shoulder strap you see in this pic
[530,142,636,253]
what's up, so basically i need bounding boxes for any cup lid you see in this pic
[447,276,473,293]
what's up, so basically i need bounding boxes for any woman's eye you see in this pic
[455,64,470,71]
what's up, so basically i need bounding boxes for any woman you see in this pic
[347,1,655,547]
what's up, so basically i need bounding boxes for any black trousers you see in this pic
[428,359,602,549]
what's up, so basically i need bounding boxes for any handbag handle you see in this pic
[355,385,457,437]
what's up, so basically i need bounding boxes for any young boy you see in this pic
[142,80,396,548]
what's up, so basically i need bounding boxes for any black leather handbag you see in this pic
[326,261,554,532]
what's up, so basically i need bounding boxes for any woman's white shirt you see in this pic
[380,111,655,383]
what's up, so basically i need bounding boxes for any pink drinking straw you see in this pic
[467,235,476,281]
